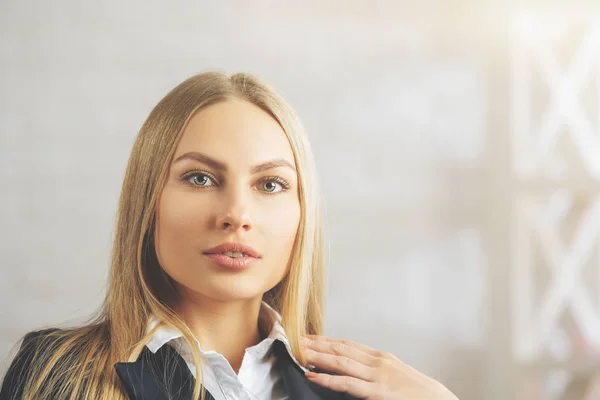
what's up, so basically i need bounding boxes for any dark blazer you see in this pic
[1,330,355,400]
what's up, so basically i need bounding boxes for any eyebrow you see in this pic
[173,151,296,174]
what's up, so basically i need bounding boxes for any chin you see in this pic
[171,267,287,303]
[195,279,275,303]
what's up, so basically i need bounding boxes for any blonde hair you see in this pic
[3,72,325,399]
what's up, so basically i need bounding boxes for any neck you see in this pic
[175,293,264,373]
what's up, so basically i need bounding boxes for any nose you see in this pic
[214,189,253,232]
[215,211,252,232]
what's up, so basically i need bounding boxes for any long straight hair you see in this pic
[4,72,325,399]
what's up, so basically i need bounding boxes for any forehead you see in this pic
[174,99,295,166]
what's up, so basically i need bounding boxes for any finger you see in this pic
[302,336,378,367]
[305,371,375,399]
[303,347,374,381]
[304,335,383,357]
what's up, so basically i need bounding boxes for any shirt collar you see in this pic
[145,301,306,371]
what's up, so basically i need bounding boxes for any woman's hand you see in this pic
[301,335,458,400]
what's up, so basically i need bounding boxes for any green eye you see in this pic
[188,173,214,187]
[263,181,281,193]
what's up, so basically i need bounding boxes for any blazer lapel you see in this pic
[273,339,354,400]
[115,339,352,400]
[114,344,214,400]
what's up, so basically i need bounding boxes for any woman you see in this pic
[0,72,458,400]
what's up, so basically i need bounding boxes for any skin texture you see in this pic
[302,335,459,400]
[154,99,300,370]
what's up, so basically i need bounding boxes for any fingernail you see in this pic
[305,371,317,379]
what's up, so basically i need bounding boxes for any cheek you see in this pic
[258,200,300,287]
[263,199,301,250]
[155,191,209,255]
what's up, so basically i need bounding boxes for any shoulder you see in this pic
[11,328,64,363]
[0,328,62,400]
[22,328,61,347]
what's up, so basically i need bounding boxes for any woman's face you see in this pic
[154,99,300,304]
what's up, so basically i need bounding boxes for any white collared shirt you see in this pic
[145,302,306,400]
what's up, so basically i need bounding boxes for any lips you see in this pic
[203,242,261,258]
[203,243,261,270]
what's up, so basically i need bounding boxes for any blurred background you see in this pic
[2,0,600,399]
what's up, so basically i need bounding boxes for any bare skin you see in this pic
[154,99,300,372]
